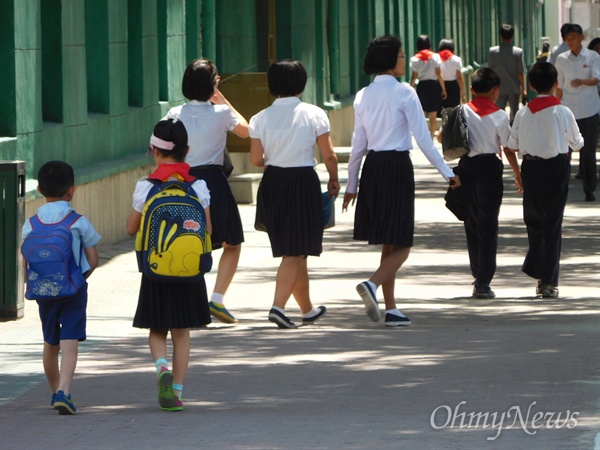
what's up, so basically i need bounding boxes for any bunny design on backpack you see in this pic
[136,180,212,282]
[149,212,207,278]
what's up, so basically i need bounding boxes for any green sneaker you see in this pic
[157,367,181,411]
[209,301,237,323]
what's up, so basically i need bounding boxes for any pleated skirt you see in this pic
[133,275,211,329]
[189,166,244,249]
[255,166,324,257]
[354,151,415,246]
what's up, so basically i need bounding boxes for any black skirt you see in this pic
[133,275,211,329]
[416,79,443,113]
[354,151,415,246]
[189,166,244,249]
[255,166,323,257]
[442,79,461,109]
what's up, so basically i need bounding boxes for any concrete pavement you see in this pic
[1,148,599,449]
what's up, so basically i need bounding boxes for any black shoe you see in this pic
[384,312,412,327]
[585,193,596,202]
[268,308,297,329]
[472,283,495,299]
[302,306,327,324]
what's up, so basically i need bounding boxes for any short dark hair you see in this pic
[471,67,501,94]
[181,59,218,101]
[528,62,558,93]
[267,60,307,97]
[588,37,600,51]
[438,39,455,53]
[363,35,402,76]
[560,23,571,39]
[152,119,189,162]
[499,24,514,41]
[417,35,431,51]
[563,23,583,36]
[37,161,74,198]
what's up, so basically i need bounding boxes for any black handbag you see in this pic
[222,148,234,178]
[440,105,470,161]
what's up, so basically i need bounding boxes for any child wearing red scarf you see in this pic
[126,119,212,411]
[506,62,584,298]
[410,35,447,138]
[442,68,520,299]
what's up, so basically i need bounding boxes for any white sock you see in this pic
[385,308,406,318]
[155,358,168,375]
[211,293,224,305]
[303,307,321,319]
[173,383,183,399]
[365,280,377,292]
[271,305,285,314]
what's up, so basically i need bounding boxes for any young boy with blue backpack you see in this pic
[126,118,212,411]
[21,160,101,415]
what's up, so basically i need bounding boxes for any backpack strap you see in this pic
[61,211,82,228]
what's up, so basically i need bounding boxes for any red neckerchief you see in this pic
[148,163,195,182]
[415,50,435,62]
[438,50,454,62]
[527,95,561,114]
[467,97,501,117]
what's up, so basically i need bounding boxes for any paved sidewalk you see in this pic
[1,148,599,449]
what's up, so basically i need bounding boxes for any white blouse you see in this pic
[410,53,441,80]
[440,55,462,81]
[347,75,454,193]
[249,97,330,168]
[165,101,239,167]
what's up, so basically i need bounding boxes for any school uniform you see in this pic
[507,96,584,287]
[556,47,600,197]
[411,51,443,113]
[347,75,454,246]
[131,163,212,329]
[249,97,329,257]
[22,201,101,344]
[458,97,511,287]
[165,102,244,249]
[439,51,463,108]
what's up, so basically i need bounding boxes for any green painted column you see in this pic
[0,0,17,140]
[201,0,216,61]
[14,0,42,175]
[216,0,257,73]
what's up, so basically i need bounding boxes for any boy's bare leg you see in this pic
[42,342,60,393]
[57,340,78,394]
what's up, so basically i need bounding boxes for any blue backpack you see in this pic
[135,179,212,282]
[21,211,85,300]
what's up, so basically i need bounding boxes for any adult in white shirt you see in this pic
[249,60,340,330]
[555,24,600,201]
[438,38,466,108]
[343,35,460,328]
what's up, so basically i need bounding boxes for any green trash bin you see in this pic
[1,161,26,319]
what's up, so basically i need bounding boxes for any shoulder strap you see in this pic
[61,211,82,229]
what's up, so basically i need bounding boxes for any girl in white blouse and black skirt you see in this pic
[249,60,340,329]
[343,35,460,328]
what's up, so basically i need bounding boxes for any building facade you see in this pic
[1,0,554,243]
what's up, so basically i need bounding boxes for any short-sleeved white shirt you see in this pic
[132,177,211,213]
[440,55,462,81]
[506,99,584,158]
[346,75,453,193]
[462,105,511,156]
[248,97,330,168]
[556,47,600,119]
[410,53,441,80]
[165,101,239,167]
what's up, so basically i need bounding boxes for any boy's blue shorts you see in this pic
[36,283,88,346]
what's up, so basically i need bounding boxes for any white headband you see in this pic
[150,134,175,150]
